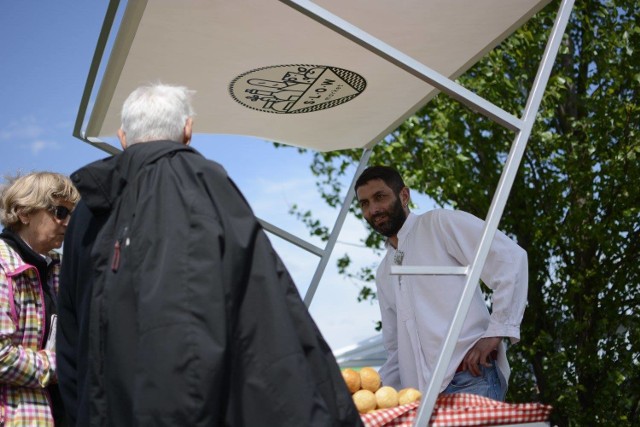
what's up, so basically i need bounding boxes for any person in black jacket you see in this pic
[57,83,362,427]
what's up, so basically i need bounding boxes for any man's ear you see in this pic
[117,128,127,149]
[183,118,193,146]
[400,187,410,208]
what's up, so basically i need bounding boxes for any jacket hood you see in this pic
[71,141,193,214]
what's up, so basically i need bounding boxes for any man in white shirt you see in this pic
[355,165,528,401]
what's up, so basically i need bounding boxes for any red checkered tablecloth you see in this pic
[360,393,552,427]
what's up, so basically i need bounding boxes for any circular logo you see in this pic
[229,64,366,114]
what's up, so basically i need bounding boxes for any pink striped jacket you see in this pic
[0,239,58,426]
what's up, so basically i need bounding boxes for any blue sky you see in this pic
[0,3,106,175]
[0,2,397,351]
[0,3,312,193]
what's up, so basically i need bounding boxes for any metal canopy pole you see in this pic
[258,219,325,257]
[413,0,575,425]
[278,0,523,133]
[73,0,122,156]
[279,0,574,425]
[303,148,373,306]
[76,2,574,423]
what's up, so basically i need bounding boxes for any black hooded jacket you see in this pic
[57,141,362,427]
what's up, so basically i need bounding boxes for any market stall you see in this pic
[74,1,575,425]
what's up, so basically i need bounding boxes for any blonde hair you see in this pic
[0,172,80,230]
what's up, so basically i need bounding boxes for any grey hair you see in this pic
[120,83,196,144]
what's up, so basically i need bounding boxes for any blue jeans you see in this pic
[441,359,506,401]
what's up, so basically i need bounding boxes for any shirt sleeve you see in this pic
[437,210,528,343]
[0,269,57,388]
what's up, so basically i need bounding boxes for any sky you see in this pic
[0,2,439,353]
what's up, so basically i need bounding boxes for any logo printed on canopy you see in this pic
[229,64,366,114]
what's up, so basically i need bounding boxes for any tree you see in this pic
[289,1,640,425]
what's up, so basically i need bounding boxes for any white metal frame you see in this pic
[74,1,575,425]
[277,1,574,425]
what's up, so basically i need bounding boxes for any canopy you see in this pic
[334,334,386,370]
[76,1,574,425]
[80,0,550,152]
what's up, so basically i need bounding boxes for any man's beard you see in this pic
[368,196,407,237]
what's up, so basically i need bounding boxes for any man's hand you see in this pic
[460,337,501,376]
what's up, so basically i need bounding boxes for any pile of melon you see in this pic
[341,367,422,414]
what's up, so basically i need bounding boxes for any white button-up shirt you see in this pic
[376,210,528,393]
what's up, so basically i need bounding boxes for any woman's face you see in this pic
[18,199,75,255]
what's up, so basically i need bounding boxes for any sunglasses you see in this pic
[48,205,73,221]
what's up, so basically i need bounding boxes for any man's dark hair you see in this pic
[355,165,406,194]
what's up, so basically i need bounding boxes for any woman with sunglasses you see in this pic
[0,171,79,426]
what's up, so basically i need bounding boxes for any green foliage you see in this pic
[289,1,640,425]
[288,203,330,241]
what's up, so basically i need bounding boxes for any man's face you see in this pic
[356,179,407,237]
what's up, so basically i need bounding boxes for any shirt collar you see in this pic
[385,212,417,249]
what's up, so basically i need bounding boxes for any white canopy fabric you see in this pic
[77,2,575,425]
[84,0,550,152]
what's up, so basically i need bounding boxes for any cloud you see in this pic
[0,116,67,157]
[248,175,384,350]
[249,175,318,212]
[28,139,61,155]
[0,116,44,141]
[0,116,64,157]
[254,175,315,195]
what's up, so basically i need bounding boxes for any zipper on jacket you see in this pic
[111,226,128,272]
